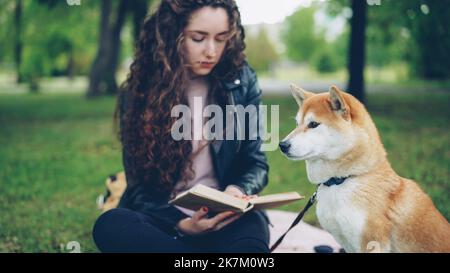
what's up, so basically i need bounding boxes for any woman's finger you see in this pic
[192,206,209,222]
[206,211,235,227]
[213,214,242,231]
[241,195,258,201]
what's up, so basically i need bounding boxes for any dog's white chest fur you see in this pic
[316,181,367,252]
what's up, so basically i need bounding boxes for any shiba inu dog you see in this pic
[279,84,450,253]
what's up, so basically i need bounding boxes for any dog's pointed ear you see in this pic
[290,84,313,108]
[329,85,349,118]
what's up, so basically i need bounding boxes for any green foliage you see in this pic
[245,27,279,73]
[282,7,326,63]
[368,0,450,79]
[405,1,450,79]
[0,1,100,89]
[312,46,339,73]
[20,46,50,91]
[331,29,349,70]
[0,1,15,63]
[325,0,450,79]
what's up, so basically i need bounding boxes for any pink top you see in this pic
[171,76,219,216]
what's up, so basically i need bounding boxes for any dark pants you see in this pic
[92,208,270,253]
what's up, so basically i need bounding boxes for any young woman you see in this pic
[92,0,270,253]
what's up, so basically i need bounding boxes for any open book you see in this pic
[169,184,304,213]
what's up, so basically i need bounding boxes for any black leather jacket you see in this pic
[118,63,269,232]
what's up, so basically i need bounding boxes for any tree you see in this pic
[282,7,326,63]
[2,0,145,92]
[14,0,23,83]
[334,0,450,84]
[245,27,279,73]
[347,0,367,104]
[313,47,339,73]
[87,0,123,98]
[406,0,450,79]
[87,0,151,98]
[0,0,101,91]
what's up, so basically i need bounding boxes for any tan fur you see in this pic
[286,85,450,253]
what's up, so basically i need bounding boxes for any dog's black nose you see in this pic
[279,141,291,153]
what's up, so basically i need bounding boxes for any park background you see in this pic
[0,0,449,252]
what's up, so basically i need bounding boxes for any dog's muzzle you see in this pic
[279,141,291,154]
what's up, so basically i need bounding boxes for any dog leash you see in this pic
[270,187,318,252]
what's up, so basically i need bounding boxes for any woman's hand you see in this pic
[176,207,241,236]
[176,186,259,236]
[224,185,258,201]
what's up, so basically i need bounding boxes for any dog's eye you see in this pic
[308,121,320,129]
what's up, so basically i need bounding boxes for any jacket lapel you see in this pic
[210,78,242,154]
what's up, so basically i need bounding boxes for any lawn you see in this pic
[0,91,449,252]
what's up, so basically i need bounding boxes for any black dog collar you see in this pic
[322,176,350,187]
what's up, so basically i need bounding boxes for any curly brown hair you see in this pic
[117,0,246,195]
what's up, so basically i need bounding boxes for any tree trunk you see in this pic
[87,0,112,98]
[67,50,75,80]
[14,0,23,84]
[105,0,128,96]
[131,0,150,43]
[347,0,367,104]
[87,0,130,98]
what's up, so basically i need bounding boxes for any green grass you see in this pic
[0,92,449,252]
[0,94,122,252]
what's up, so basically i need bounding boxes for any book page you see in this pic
[250,192,304,209]
[170,185,304,212]
[169,185,250,212]
[191,185,249,209]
